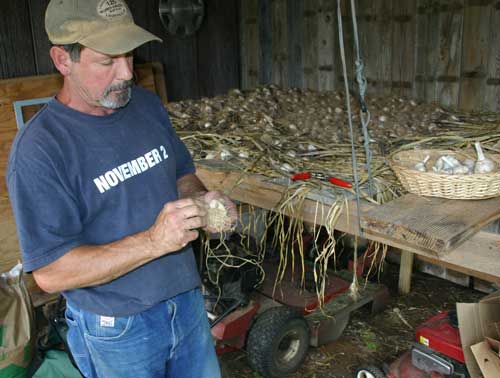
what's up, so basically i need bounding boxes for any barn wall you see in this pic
[0,0,240,101]
[240,0,500,112]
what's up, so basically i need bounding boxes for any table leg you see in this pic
[398,250,414,294]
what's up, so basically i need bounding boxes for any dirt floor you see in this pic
[218,262,485,378]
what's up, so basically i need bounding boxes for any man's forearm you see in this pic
[33,175,209,293]
[33,230,156,293]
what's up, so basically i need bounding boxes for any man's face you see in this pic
[70,47,134,110]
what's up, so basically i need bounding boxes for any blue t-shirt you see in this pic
[7,86,201,316]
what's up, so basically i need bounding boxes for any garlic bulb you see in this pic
[474,142,495,174]
[414,155,430,172]
[280,163,294,173]
[441,155,461,169]
[205,152,217,160]
[433,157,445,173]
[463,159,475,172]
[452,165,470,175]
[220,149,232,161]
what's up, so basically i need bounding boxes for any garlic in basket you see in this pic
[414,155,430,172]
[433,155,469,175]
[463,159,475,172]
[473,141,495,174]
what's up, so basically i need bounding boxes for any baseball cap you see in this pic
[45,0,162,55]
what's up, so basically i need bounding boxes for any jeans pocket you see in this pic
[83,312,135,341]
[65,305,94,377]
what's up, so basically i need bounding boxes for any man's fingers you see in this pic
[183,216,205,230]
[183,230,199,243]
[180,204,207,220]
[171,198,196,209]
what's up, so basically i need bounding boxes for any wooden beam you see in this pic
[399,250,414,294]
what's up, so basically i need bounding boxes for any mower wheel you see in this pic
[355,365,386,378]
[246,306,309,378]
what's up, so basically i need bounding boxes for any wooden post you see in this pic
[399,250,414,294]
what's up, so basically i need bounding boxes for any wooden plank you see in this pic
[414,0,429,100]
[197,0,240,98]
[391,0,416,98]
[271,0,288,87]
[357,0,378,93]
[361,193,500,255]
[485,1,500,112]
[241,0,260,89]
[424,0,441,103]
[287,0,304,88]
[317,0,335,91]
[0,0,37,79]
[436,0,464,109]
[0,196,21,273]
[27,0,54,75]
[378,0,393,96]
[259,0,273,85]
[459,0,492,111]
[303,0,319,89]
[195,162,500,283]
[399,250,415,294]
[337,0,355,87]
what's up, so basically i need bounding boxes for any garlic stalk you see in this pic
[474,142,495,174]
[414,155,430,172]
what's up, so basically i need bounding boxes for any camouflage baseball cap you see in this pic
[45,0,162,55]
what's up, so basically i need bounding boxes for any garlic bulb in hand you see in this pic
[474,142,495,174]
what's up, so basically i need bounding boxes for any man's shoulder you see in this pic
[13,104,53,150]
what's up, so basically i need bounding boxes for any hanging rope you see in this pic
[336,0,362,236]
[349,0,374,193]
[337,0,365,300]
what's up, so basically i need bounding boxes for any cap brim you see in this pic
[79,23,162,55]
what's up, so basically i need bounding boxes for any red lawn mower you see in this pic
[356,310,469,378]
[198,231,389,378]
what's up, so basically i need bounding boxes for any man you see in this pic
[6,0,236,377]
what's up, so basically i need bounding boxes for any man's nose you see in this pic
[115,56,134,81]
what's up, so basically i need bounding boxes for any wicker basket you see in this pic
[390,149,500,200]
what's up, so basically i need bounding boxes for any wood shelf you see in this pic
[195,161,500,284]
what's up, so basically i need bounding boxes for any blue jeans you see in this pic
[64,288,221,378]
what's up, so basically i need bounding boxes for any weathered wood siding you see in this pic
[240,0,500,111]
[0,0,240,101]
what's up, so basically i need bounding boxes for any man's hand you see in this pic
[196,191,238,233]
[147,198,207,257]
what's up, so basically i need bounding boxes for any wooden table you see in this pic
[196,161,500,294]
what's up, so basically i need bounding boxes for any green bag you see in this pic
[33,350,81,378]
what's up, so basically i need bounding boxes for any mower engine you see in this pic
[388,311,468,378]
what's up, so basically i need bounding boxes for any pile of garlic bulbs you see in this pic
[413,142,496,175]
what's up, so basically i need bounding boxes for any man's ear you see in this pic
[49,46,73,76]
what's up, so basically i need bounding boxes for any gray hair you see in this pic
[60,43,82,62]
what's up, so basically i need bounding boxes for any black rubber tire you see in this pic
[246,306,310,378]
[355,366,386,378]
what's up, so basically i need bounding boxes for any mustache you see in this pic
[103,80,134,96]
